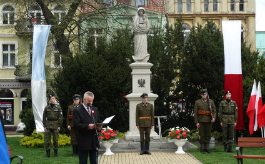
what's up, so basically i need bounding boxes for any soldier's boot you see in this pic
[76,145,79,155]
[54,149,58,157]
[200,143,204,153]
[72,146,77,157]
[204,143,211,154]
[224,145,227,152]
[140,142,145,155]
[144,142,151,155]
[46,150,50,158]
[227,145,233,153]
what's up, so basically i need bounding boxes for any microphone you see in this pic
[87,103,92,107]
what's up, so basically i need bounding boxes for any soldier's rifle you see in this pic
[207,94,214,121]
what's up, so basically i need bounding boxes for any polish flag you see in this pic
[246,80,256,135]
[257,81,265,128]
[222,20,244,130]
[254,82,262,131]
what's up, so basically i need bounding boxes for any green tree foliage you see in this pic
[52,29,133,132]
[19,91,36,136]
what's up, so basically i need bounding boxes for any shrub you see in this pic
[20,130,71,148]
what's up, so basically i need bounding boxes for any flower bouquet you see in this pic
[166,126,190,140]
[98,127,119,155]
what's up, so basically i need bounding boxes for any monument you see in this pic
[125,7,159,141]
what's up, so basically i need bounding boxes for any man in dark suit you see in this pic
[73,91,102,164]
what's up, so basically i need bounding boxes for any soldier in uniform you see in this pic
[219,90,237,153]
[136,93,154,155]
[194,89,216,153]
[43,94,63,158]
[67,94,81,157]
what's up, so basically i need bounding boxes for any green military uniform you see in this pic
[43,103,63,154]
[67,94,80,157]
[219,99,237,151]
[136,93,154,155]
[194,94,216,152]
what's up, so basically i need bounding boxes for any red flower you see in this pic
[182,132,187,138]
[177,135,180,139]
[109,130,113,133]
[105,135,110,140]
[92,110,95,114]
[99,136,104,139]
[111,133,116,137]
[170,132,174,136]
[114,130,118,133]
[176,130,180,134]
[102,130,105,133]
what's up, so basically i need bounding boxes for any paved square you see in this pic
[100,152,201,164]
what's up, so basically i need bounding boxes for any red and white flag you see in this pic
[254,81,262,131]
[246,80,257,135]
[222,20,244,130]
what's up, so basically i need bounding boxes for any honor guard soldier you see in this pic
[136,93,154,155]
[67,94,81,157]
[194,89,216,153]
[219,91,237,153]
[43,94,63,158]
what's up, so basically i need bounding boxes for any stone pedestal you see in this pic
[125,62,159,141]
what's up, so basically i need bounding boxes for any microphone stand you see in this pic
[89,104,101,164]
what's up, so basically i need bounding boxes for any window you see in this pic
[3,5,15,25]
[213,0,218,12]
[28,4,42,24]
[52,5,67,24]
[2,44,15,67]
[136,0,145,7]
[103,0,113,6]
[231,0,235,11]
[204,0,209,12]
[186,0,191,12]
[183,24,191,38]
[239,0,244,11]
[178,0,182,12]
[89,29,103,47]
[0,90,14,125]
[51,45,62,68]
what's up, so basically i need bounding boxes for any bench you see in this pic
[234,137,265,164]
[8,146,23,164]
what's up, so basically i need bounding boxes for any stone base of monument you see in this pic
[98,138,198,154]
[124,130,160,142]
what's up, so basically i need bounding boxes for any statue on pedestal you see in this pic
[132,7,150,62]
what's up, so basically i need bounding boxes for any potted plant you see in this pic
[98,127,119,155]
[166,126,190,154]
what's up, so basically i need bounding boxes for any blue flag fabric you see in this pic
[32,25,51,81]
[0,117,10,164]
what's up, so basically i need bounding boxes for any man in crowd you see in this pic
[219,90,237,152]
[194,89,216,153]
[67,94,81,156]
[73,91,102,164]
[136,93,154,155]
[43,94,63,158]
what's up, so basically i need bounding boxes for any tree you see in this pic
[52,29,133,132]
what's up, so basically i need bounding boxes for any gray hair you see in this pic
[83,91,94,99]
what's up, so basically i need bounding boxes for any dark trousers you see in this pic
[139,127,151,142]
[222,124,234,146]
[79,149,97,164]
[70,127,78,146]
[199,122,212,149]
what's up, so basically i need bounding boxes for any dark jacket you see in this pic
[219,99,238,124]
[73,104,101,150]
[67,104,80,127]
[43,104,63,129]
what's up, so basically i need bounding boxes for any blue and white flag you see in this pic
[0,117,10,164]
[31,25,51,133]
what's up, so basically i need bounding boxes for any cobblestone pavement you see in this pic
[99,152,201,164]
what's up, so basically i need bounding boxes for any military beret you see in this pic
[49,94,55,100]
[200,89,208,95]
[73,94,80,100]
[140,93,148,98]
[225,90,231,95]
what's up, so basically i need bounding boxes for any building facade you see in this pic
[166,0,256,50]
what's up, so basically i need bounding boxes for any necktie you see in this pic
[88,107,91,116]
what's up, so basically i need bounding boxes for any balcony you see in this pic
[14,65,32,82]
[14,18,43,38]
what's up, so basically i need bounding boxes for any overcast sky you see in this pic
[256,0,265,31]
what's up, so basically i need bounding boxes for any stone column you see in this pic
[125,62,159,141]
